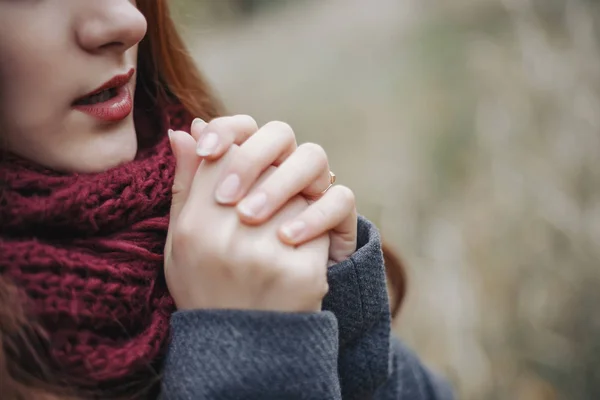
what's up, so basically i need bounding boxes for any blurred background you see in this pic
[170,1,600,399]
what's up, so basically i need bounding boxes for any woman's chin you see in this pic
[50,136,139,174]
[72,126,139,173]
[76,146,138,173]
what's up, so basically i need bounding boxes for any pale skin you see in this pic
[0,0,358,312]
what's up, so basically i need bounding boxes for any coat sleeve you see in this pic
[160,215,454,399]
[160,309,342,400]
[373,338,455,400]
[323,215,455,400]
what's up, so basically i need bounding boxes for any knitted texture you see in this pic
[0,99,193,392]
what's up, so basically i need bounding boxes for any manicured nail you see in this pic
[216,174,241,203]
[192,117,206,129]
[192,118,208,133]
[168,129,174,138]
[238,192,268,218]
[280,220,307,241]
[196,132,219,156]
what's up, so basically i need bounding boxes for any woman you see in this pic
[0,1,452,399]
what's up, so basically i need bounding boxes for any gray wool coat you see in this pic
[161,216,454,400]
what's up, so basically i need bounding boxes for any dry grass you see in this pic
[171,0,600,398]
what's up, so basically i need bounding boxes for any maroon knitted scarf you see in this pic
[0,96,194,395]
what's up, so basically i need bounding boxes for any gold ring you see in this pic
[321,171,336,195]
[305,171,336,201]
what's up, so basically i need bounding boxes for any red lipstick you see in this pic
[73,68,135,122]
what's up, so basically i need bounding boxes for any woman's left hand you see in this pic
[185,115,357,264]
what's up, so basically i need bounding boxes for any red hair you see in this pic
[0,1,407,398]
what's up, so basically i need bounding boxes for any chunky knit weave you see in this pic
[0,98,194,391]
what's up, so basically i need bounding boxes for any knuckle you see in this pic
[240,237,282,273]
[264,120,295,137]
[233,114,259,131]
[278,125,297,145]
[299,142,328,168]
[307,268,329,299]
[172,211,220,255]
[171,181,186,197]
[206,115,255,138]
[317,280,330,298]
[249,238,278,265]
[333,185,356,208]
[256,263,285,289]
[287,264,313,285]
[205,116,230,132]
[299,142,325,157]
[278,131,297,151]
[171,215,197,249]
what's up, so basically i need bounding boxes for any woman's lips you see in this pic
[72,69,135,123]
[73,85,133,123]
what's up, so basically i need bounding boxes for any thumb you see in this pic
[169,129,200,223]
[328,209,358,265]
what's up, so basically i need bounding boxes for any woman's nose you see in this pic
[75,1,147,54]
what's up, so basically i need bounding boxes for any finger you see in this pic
[189,118,208,140]
[193,115,259,159]
[214,121,298,205]
[278,185,358,263]
[169,129,201,224]
[236,142,330,223]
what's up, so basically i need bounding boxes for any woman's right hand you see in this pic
[164,130,330,313]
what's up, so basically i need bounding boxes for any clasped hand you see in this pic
[165,115,357,312]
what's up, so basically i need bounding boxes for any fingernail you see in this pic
[168,129,174,139]
[238,192,268,218]
[281,220,307,241]
[196,132,219,156]
[216,174,241,203]
[192,117,206,128]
